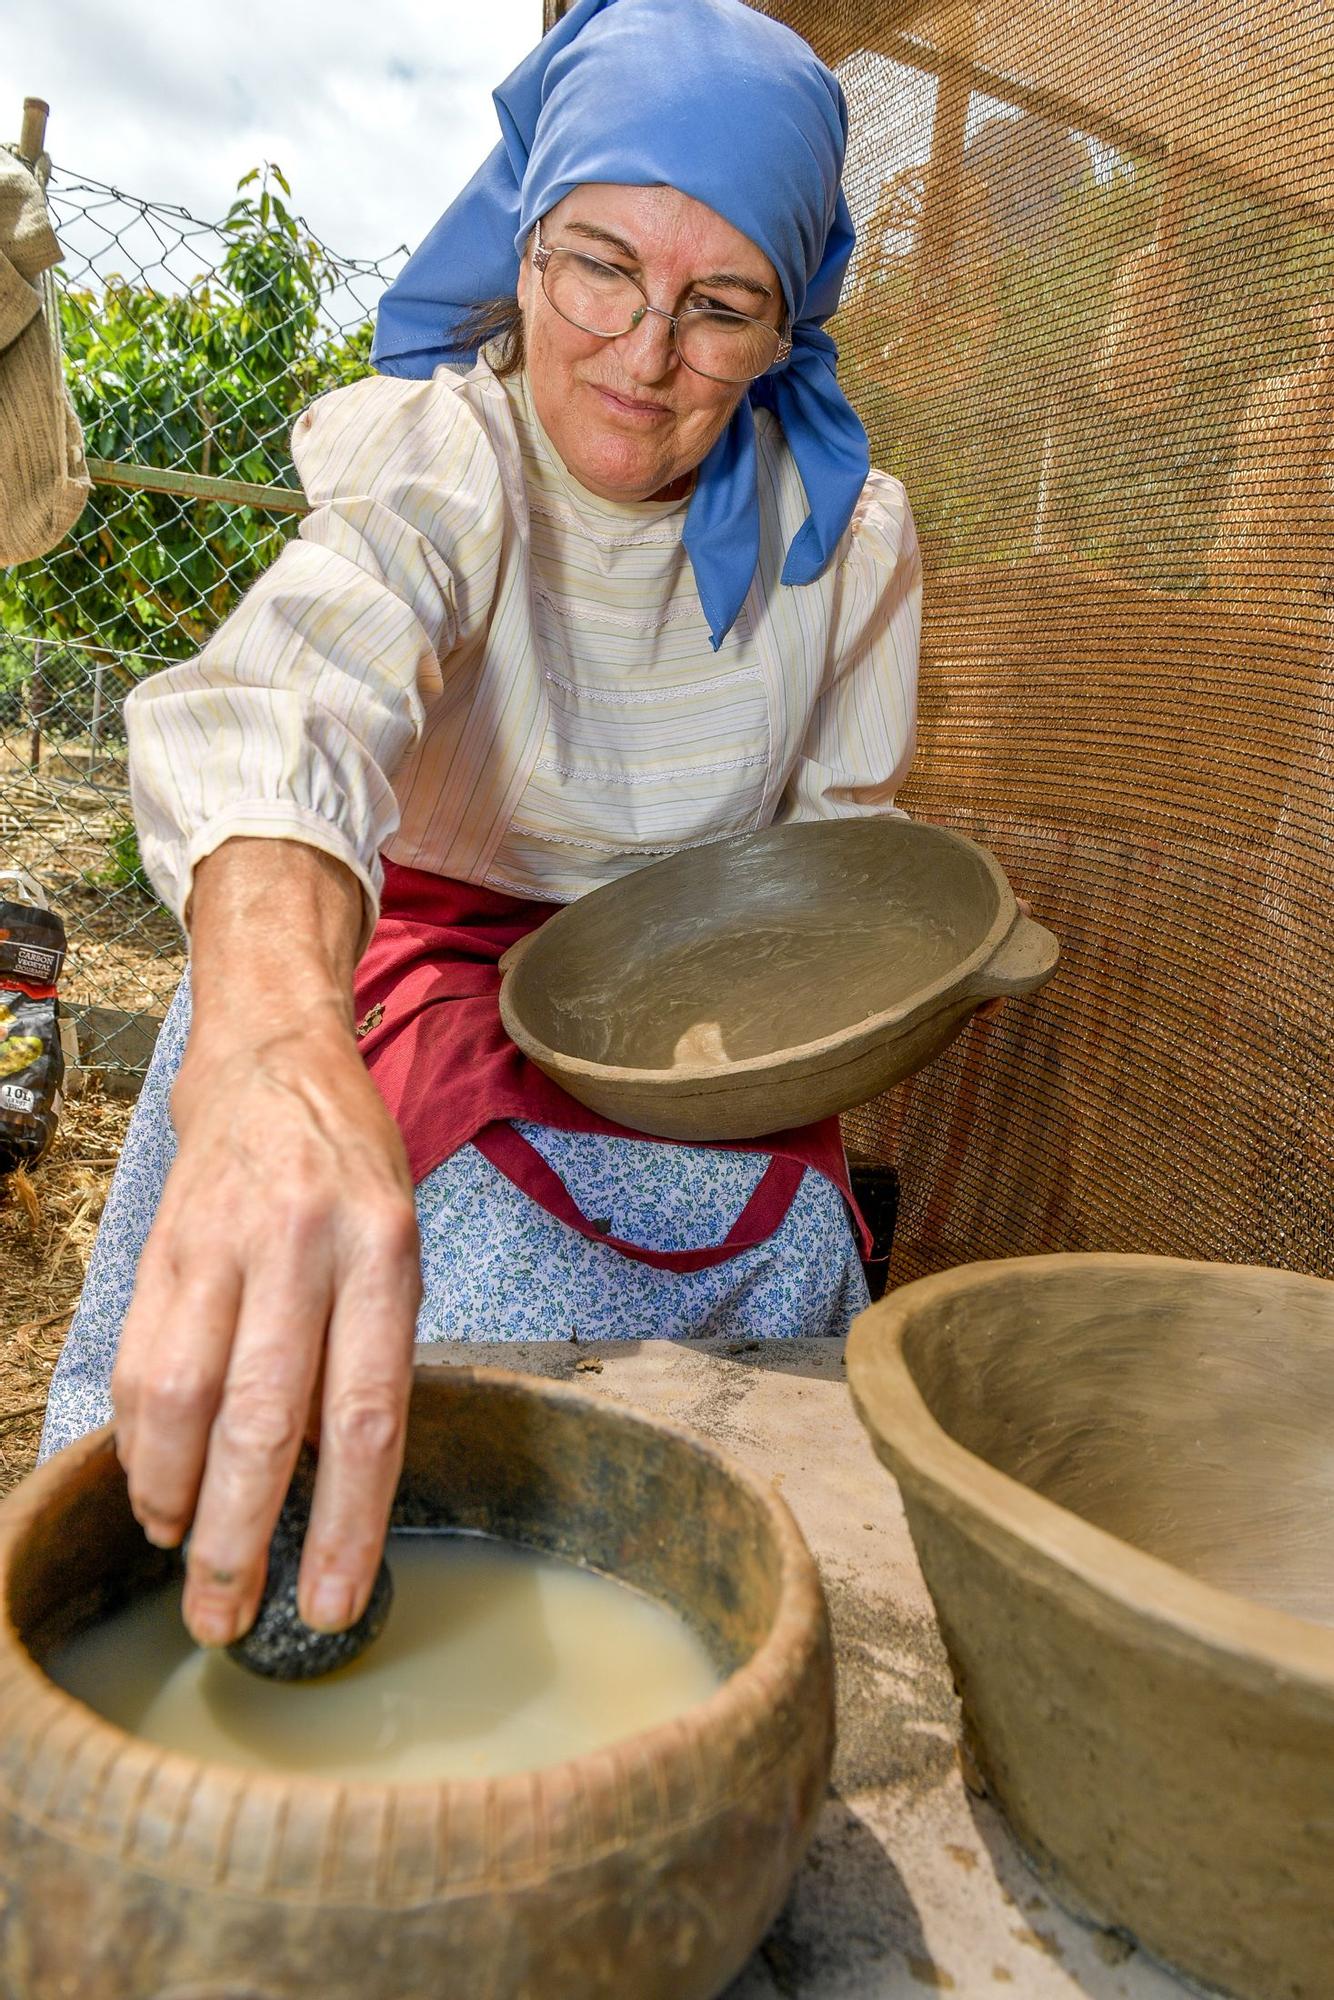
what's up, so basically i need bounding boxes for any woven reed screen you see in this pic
[544,0,1334,1281]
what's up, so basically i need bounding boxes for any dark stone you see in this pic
[226,1446,393,1682]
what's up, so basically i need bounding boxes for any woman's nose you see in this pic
[617,305,677,382]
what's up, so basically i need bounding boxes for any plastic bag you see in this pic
[0,879,66,1177]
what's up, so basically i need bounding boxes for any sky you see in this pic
[8,4,1091,319]
[11,0,542,266]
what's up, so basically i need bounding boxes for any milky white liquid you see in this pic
[45,1535,722,1782]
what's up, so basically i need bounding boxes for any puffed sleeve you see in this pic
[124,370,506,946]
[773,469,921,824]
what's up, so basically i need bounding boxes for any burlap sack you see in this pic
[0,145,89,565]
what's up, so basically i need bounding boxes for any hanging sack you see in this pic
[0,141,89,564]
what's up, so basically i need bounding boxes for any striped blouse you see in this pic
[126,354,921,945]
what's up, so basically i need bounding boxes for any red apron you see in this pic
[353,861,871,1274]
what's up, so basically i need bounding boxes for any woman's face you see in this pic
[516,183,784,503]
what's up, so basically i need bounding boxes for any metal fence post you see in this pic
[28,639,45,771]
[89,656,104,766]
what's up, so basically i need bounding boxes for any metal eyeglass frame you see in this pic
[530,219,793,383]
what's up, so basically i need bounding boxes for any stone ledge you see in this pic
[412,1338,1190,1999]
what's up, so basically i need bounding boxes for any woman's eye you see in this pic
[688,297,745,321]
[573,254,636,284]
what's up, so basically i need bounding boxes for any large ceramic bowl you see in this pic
[0,1366,833,2000]
[498,819,1058,1141]
[846,1253,1334,2000]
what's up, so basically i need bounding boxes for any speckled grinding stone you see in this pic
[226,1444,393,1681]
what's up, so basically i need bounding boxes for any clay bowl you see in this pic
[846,1253,1334,2000]
[0,1366,832,2000]
[498,819,1057,1141]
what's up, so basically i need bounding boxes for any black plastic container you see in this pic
[0,894,67,1176]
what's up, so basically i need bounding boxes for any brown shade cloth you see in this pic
[544,0,1334,1281]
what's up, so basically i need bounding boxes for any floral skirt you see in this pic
[39,973,868,1460]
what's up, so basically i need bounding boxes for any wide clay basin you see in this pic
[846,1253,1334,2000]
[498,818,1058,1141]
[0,1366,833,2000]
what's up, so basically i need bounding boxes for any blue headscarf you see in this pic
[373,0,870,649]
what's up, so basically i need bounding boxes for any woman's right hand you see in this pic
[111,838,422,1649]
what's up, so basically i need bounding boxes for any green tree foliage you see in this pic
[0,166,374,665]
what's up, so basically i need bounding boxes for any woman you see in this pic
[40,0,921,1650]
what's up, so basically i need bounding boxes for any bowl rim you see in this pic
[846,1251,1334,1693]
[499,819,1017,1090]
[0,1365,829,1885]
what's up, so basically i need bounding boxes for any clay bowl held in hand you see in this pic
[846,1253,1334,2000]
[498,819,1058,1142]
[0,1367,832,2000]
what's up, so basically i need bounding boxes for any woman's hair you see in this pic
[448,297,526,377]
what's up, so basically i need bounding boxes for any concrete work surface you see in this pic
[415,1336,1200,2000]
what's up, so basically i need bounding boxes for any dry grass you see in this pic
[2,737,185,1495]
[1,738,186,1018]
[0,1077,136,1498]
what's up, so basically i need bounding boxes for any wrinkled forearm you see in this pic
[185,837,365,1059]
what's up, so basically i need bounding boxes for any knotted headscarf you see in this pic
[373,0,870,648]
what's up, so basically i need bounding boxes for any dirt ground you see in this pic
[1,737,185,1019]
[2,736,184,1495]
[0,1088,135,1494]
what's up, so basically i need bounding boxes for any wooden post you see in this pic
[18,98,49,170]
[914,0,978,312]
[1032,420,1059,555]
[917,59,972,307]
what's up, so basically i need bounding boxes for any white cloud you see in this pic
[12,0,541,261]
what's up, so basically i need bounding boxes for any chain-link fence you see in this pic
[0,158,407,1082]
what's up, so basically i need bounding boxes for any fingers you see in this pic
[296,1198,421,1632]
[179,1188,418,1648]
[180,1252,331,1646]
[112,1196,242,1550]
[110,1022,421,1649]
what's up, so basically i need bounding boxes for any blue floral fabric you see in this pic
[39,972,867,1460]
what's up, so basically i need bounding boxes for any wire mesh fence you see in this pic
[0,160,407,1080]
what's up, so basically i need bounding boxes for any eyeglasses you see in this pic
[531,220,792,385]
